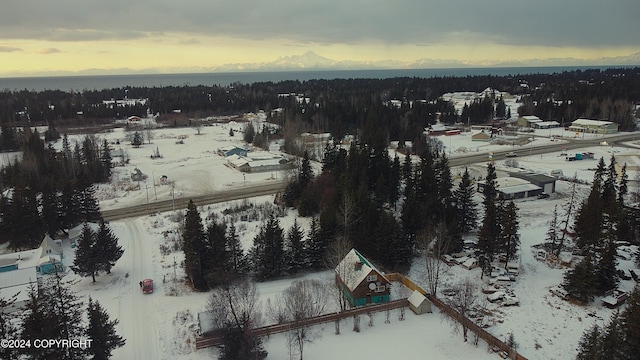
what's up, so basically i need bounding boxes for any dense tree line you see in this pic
[0,129,108,248]
[2,67,637,145]
[563,156,632,302]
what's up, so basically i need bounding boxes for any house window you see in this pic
[366,275,377,282]
[375,284,385,293]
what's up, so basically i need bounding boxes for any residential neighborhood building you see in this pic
[335,249,391,307]
[471,131,491,142]
[217,145,248,157]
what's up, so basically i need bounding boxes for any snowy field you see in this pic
[13,115,640,360]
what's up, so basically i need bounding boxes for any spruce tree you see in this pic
[72,223,100,282]
[563,253,597,302]
[183,200,207,290]
[78,185,103,223]
[100,139,113,182]
[132,131,142,148]
[453,167,478,234]
[620,286,640,358]
[499,200,520,268]
[304,217,324,269]
[95,221,124,274]
[477,163,500,267]
[20,284,57,360]
[545,204,559,255]
[0,296,18,360]
[41,186,62,237]
[205,220,229,286]
[226,223,246,275]
[577,324,603,360]
[285,219,305,274]
[86,297,126,360]
[251,215,285,280]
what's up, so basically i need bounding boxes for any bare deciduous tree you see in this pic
[447,278,479,342]
[207,279,265,358]
[419,223,450,296]
[271,279,328,360]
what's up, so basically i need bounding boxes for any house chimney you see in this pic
[355,261,362,271]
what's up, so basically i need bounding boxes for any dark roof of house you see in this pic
[509,172,557,185]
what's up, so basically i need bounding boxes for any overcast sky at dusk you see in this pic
[1,0,639,76]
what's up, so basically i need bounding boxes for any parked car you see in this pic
[141,279,154,294]
[506,151,517,158]
[538,193,550,199]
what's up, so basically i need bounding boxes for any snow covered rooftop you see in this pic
[335,249,388,292]
[572,118,614,126]
[407,290,427,307]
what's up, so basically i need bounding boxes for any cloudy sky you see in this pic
[1,0,639,76]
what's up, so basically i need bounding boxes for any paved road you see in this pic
[449,132,639,167]
[102,132,639,220]
[102,180,287,221]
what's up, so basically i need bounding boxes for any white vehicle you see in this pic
[506,151,517,157]
[503,296,520,306]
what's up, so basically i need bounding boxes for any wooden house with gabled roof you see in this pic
[335,249,391,307]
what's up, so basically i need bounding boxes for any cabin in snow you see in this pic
[335,249,391,307]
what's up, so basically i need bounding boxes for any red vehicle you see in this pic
[141,279,154,294]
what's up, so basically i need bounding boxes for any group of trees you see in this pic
[72,222,124,283]
[477,163,521,274]
[577,286,640,359]
[182,200,248,291]
[0,274,125,360]
[563,156,631,302]
[0,129,111,249]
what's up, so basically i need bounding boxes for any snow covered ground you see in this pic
[20,116,640,359]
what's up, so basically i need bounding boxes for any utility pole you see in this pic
[152,171,157,200]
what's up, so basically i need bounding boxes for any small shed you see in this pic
[407,290,432,315]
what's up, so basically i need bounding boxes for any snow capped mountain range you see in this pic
[212,51,640,72]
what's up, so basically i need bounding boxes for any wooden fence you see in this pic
[195,299,409,350]
[196,274,527,359]
[386,273,527,360]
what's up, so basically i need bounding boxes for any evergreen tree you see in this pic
[453,167,478,234]
[20,284,57,360]
[285,219,305,274]
[182,200,207,290]
[574,158,606,251]
[563,253,598,303]
[95,221,124,274]
[250,215,285,280]
[131,131,143,148]
[0,296,18,360]
[71,223,100,282]
[546,204,560,255]
[388,155,401,207]
[619,286,640,357]
[8,184,44,249]
[477,163,500,266]
[76,185,102,224]
[226,223,246,275]
[600,313,625,360]
[577,324,603,360]
[85,297,125,360]
[100,139,113,182]
[499,200,520,268]
[304,217,324,269]
[21,274,85,360]
[41,186,62,236]
[205,220,229,287]
[243,122,255,143]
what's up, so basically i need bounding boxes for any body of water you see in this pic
[0,66,622,92]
